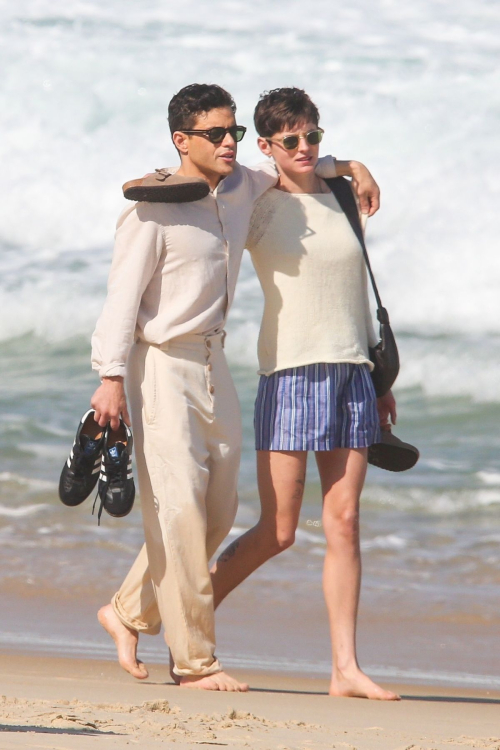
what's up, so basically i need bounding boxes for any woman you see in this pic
[211,88,399,700]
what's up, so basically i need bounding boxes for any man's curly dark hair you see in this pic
[168,84,236,135]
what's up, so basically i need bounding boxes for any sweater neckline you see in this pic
[271,187,334,197]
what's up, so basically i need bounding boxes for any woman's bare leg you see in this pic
[316,448,399,700]
[211,451,307,608]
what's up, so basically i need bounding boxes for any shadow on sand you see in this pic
[0,723,121,736]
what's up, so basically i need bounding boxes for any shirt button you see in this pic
[206,340,212,348]
[209,385,215,394]
[207,363,212,371]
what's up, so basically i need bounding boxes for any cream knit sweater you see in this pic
[246,188,378,376]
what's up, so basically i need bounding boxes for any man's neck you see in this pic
[176,161,222,191]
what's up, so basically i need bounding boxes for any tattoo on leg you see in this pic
[292,474,306,502]
[217,539,240,564]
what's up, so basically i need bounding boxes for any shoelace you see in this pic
[72,454,97,479]
[71,441,101,478]
[92,490,105,525]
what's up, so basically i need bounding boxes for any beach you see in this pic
[1,0,500,746]
[1,652,499,750]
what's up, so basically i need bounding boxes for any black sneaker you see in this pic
[59,409,106,506]
[95,419,135,523]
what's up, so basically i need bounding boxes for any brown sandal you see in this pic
[368,426,419,472]
[123,169,210,203]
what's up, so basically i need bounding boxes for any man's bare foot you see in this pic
[97,604,148,680]
[329,667,400,700]
[179,671,249,692]
[169,650,181,685]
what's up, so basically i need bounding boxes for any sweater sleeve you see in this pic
[91,203,165,379]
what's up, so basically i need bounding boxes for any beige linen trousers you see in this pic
[112,332,241,676]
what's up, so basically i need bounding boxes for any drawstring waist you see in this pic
[140,330,226,353]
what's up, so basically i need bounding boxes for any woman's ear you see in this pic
[172,131,189,155]
[257,137,273,158]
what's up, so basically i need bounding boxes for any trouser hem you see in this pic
[173,659,222,678]
[111,593,161,636]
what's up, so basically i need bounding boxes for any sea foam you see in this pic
[2,0,499,347]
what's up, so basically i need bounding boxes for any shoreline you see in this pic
[2,638,500,693]
[1,591,499,694]
[1,652,499,750]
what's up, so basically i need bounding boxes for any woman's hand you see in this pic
[377,390,397,429]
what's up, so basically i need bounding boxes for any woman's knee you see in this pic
[324,504,360,544]
[255,520,296,555]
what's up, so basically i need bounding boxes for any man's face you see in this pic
[174,107,238,184]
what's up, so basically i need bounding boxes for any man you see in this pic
[91,83,380,691]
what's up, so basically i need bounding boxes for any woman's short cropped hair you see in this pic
[254,87,320,138]
[168,84,236,135]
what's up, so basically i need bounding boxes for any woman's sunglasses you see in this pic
[181,125,247,144]
[267,128,324,150]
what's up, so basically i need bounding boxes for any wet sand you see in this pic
[0,652,499,749]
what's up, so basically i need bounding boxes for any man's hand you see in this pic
[335,160,380,216]
[377,390,397,429]
[91,376,131,431]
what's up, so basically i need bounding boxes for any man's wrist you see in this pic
[101,376,124,385]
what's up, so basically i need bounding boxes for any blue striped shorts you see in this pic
[254,363,381,451]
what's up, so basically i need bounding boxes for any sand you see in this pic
[0,652,499,750]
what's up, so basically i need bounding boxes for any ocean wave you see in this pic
[477,471,500,486]
[361,534,408,551]
[0,472,55,491]
[0,502,51,518]
[365,486,500,513]
[1,0,499,347]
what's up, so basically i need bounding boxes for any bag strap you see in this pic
[324,177,389,325]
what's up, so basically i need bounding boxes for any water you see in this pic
[1,0,500,687]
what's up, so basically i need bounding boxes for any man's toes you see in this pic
[120,656,148,680]
[132,661,149,679]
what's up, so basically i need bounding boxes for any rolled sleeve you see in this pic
[91,203,164,379]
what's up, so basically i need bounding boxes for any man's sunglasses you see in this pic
[181,125,247,144]
[267,128,324,150]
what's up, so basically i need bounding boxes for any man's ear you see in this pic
[172,131,189,155]
[257,137,272,158]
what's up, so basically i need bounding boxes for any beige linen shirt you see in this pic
[91,157,337,379]
[246,188,378,375]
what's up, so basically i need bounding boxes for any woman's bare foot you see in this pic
[97,604,148,680]
[329,666,400,700]
[179,671,249,692]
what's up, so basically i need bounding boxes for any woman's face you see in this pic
[258,119,321,177]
